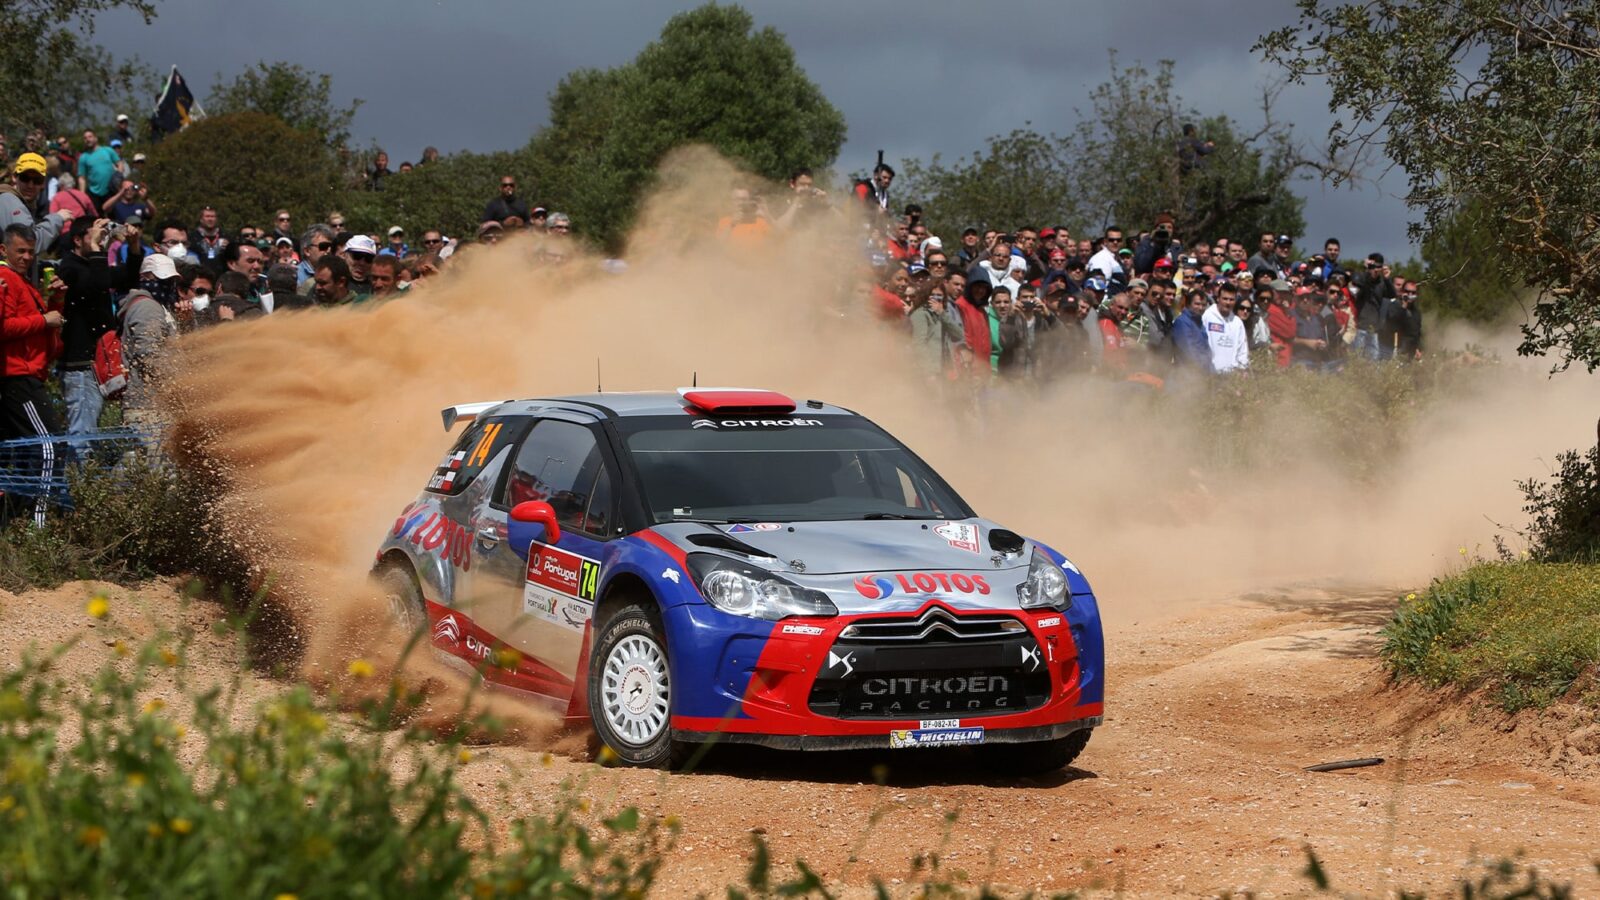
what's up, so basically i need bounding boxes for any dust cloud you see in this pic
[167,146,1597,678]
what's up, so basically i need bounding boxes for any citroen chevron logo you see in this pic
[433,614,460,644]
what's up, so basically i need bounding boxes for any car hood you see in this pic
[649,518,1075,614]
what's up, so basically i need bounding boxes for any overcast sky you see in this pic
[101,0,1415,255]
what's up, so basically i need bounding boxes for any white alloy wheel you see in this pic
[600,633,671,746]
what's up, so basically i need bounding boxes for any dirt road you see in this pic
[7,580,1597,897]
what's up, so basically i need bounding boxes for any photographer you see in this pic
[775,168,829,229]
[716,186,771,247]
[1133,213,1180,276]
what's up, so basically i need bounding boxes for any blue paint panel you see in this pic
[1029,539,1105,706]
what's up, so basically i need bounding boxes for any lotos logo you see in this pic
[856,572,991,597]
[853,575,897,600]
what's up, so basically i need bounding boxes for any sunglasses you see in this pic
[348,252,374,261]
[926,260,947,268]
[312,242,332,251]
[16,173,44,184]
[501,183,516,188]
[423,238,443,246]
[277,216,290,222]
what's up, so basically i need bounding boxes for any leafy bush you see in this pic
[143,111,342,230]
[1519,445,1600,563]
[1382,561,1600,711]
[0,451,249,594]
[0,603,671,898]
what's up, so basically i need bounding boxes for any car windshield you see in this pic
[617,415,971,524]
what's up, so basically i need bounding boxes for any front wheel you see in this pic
[975,727,1092,776]
[588,601,685,768]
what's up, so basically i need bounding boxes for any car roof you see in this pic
[486,391,860,421]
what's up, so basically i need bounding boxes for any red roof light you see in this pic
[678,388,796,415]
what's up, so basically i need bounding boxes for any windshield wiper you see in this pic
[860,512,939,520]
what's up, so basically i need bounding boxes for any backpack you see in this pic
[94,329,127,398]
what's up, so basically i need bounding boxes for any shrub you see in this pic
[0,450,249,594]
[143,111,342,229]
[1382,561,1600,711]
[0,604,671,898]
[1519,444,1600,563]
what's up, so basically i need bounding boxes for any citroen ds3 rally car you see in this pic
[372,388,1104,771]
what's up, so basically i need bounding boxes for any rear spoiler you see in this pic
[441,401,510,431]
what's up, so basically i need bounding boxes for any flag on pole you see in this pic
[150,66,204,138]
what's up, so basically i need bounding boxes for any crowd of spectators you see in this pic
[0,124,581,524]
[833,162,1423,388]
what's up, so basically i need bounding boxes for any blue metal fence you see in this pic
[0,429,159,511]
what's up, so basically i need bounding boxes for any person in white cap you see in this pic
[119,253,182,424]
[113,114,135,147]
[341,234,378,298]
[382,225,408,257]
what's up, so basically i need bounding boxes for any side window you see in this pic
[501,420,617,537]
[427,416,523,495]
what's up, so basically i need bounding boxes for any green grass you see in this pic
[1382,561,1600,711]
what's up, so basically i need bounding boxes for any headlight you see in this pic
[686,554,839,621]
[1017,548,1068,609]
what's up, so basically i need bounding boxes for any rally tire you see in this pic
[377,565,427,637]
[976,727,1092,776]
[587,602,686,769]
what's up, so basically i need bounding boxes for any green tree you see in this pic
[0,0,160,135]
[338,147,540,240]
[142,112,339,229]
[898,58,1312,246]
[1260,1,1600,371]
[527,3,847,249]
[207,61,362,149]
[898,129,1080,239]
[1418,198,1523,324]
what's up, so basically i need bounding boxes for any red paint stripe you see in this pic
[423,599,574,698]
[671,703,1103,736]
[632,528,687,567]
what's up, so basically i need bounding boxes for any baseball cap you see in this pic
[1084,276,1108,293]
[907,262,929,277]
[531,207,548,217]
[1040,227,1056,239]
[274,236,293,247]
[961,226,978,236]
[344,234,379,255]
[116,113,129,123]
[387,225,404,237]
[477,220,503,236]
[139,252,178,280]
[1275,234,1293,246]
[13,153,46,177]
[110,138,123,148]
[1128,278,1149,290]
[1153,257,1174,270]
[125,215,143,228]
[1270,278,1293,292]
[132,152,146,163]
[919,236,943,255]
[1294,285,1318,297]
[1117,247,1133,257]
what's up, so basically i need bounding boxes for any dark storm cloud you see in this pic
[101,0,1414,254]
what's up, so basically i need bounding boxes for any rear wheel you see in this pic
[377,565,426,637]
[588,601,686,768]
[976,728,1092,776]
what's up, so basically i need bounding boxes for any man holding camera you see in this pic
[1351,252,1395,360]
[0,154,72,265]
[1133,214,1180,276]
[56,217,146,434]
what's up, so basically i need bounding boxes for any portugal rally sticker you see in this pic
[889,726,985,749]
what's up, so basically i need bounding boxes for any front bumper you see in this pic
[664,599,1104,745]
[676,715,1101,751]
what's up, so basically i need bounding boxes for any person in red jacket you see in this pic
[0,223,66,526]
[1265,278,1297,368]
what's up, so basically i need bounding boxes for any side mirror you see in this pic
[510,500,561,544]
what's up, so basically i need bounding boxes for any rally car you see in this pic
[372,388,1104,772]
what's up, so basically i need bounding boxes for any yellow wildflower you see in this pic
[78,825,107,848]
[596,745,619,766]
[664,814,682,829]
[275,895,299,900]
[86,596,109,620]
[169,817,193,835]
[347,658,375,679]
[127,773,146,788]
[492,646,521,670]
[159,647,178,667]
[458,749,473,765]
[113,640,129,658]
[540,752,553,767]
[1406,592,1417,602]
[142,699,165,714]
[146,822,164,838]
[1458,547,1468,556]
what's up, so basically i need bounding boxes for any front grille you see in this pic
[839,607,1025,641]
[809,610,1050,720]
